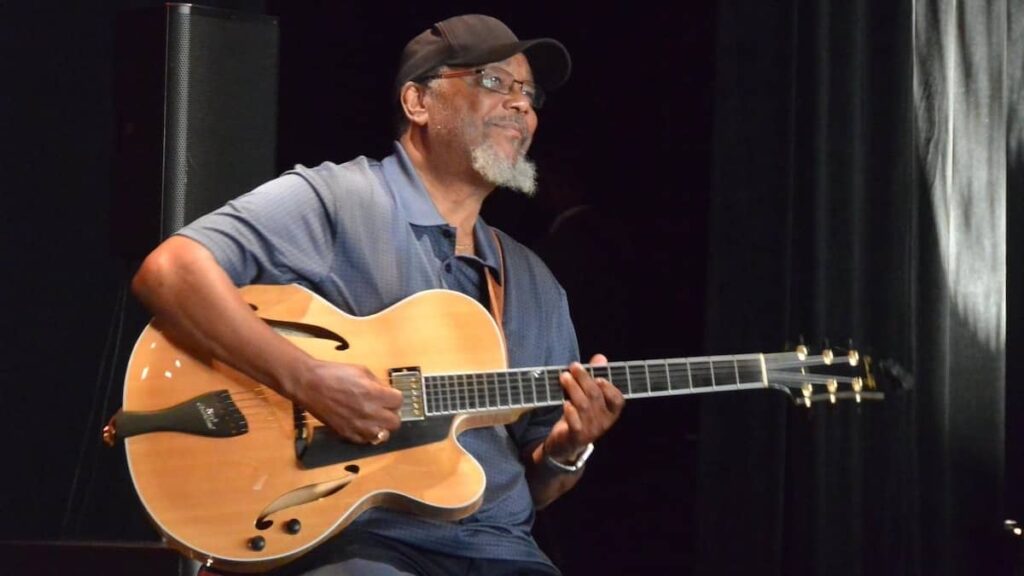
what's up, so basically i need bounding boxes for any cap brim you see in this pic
[447,38,572,91]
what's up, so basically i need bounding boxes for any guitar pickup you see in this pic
[102,390,248,446]
[391,368,426,421]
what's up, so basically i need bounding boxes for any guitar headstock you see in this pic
[763,344,883,407]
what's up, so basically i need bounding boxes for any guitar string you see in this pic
[216,358,853,420]
[230,362,834,404]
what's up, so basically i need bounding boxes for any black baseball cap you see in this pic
[395,14,572,94]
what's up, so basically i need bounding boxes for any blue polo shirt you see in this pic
[177,142,580,565]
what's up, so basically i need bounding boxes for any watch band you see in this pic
[544,442,594,473]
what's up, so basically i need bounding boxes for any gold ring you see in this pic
[371,429,389,445]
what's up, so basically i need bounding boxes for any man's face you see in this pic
[429,53,540,193]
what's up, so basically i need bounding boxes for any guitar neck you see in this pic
[420,353,769,416]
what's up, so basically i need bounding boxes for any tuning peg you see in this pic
[796,335,808,360]
[822,348,834,365]
[801,383,813,408]
[827,378,838,404]
[795,336,808,360]
[848,349,860,366]
[852,377,863,403]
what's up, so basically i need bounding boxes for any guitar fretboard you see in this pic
[421,354,767,416]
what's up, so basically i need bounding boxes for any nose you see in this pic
[505,95,532,115]
[504,81,533,114]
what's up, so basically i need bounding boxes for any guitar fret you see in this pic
[735,358,765,387]
[549,369,559,405]
[457,374,465,412]
[506,372,514,406]
[709,358,716,388]
[523,370,534,406]
[547,369,555,405]
[499,373,508,408]
[452,374,460,412]
[514,372,524,406]
[644,362,651,394]
[542,369,551,405]
[648,362,662,395]
[732,357,740,388]
[686,359,693,390]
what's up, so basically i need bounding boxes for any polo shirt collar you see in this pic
[381,142,502,281]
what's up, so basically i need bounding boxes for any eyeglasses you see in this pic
[420,66,546,109]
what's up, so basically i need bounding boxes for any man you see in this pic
[133,14,623,575]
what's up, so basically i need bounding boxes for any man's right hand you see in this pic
[291,360,405,444]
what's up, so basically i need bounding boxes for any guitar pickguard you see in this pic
[301,416,455,468]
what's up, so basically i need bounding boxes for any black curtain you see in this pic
[699,0,1016,574]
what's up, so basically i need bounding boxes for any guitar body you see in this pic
[121,286,517,572]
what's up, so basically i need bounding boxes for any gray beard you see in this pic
[470,141,537,197]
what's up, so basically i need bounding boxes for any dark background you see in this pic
[0,1,713,574]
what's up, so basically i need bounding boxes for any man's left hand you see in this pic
[543,354,625,464]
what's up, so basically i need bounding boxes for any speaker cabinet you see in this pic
[113,3,278,255]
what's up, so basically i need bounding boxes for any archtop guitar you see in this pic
[104,284,877,572]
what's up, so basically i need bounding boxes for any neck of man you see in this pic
[400,133,490,253]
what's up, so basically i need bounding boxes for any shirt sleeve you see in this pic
[175,173,336,287]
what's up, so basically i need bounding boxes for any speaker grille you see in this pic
[163,4,278,237]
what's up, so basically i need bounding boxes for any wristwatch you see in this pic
[544,442,594,473]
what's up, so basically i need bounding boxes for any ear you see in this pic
[399,82,430,128]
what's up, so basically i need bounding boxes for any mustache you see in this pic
[484,116,529,140]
